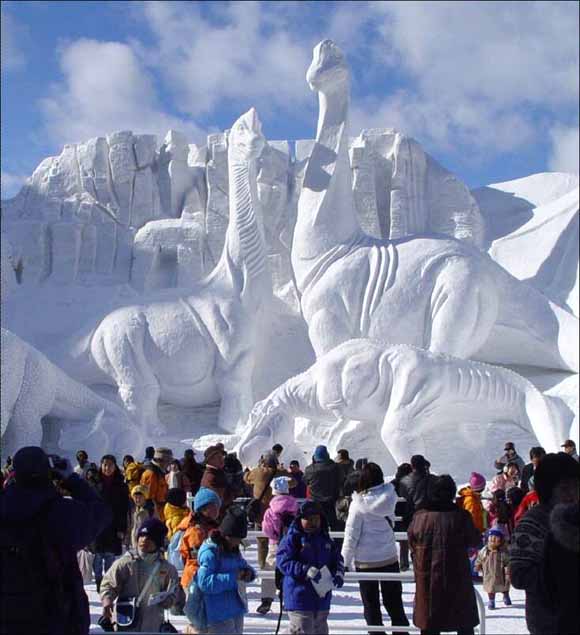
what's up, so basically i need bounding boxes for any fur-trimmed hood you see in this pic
[550,503,579,553]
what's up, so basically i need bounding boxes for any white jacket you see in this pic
[341,482,398,568]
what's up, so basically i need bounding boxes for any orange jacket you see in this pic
[140,464,168,521]
[177,513,215,589]
[457,486,486,533]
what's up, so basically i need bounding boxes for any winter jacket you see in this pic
[304,460,341,504]
[262,494,300,543]
[100,550,179,632]
[276,514,345,612]
[196,538,255,625]
[164,502,189,539]
[398,470,437,516]
[520,462,536,494]
[457,486,486,533]
[494,451,526,474]
[407,503,481,631]
[289,470,307,499]
[201,465,234,509]
[141,462,169,521]
[94,472,130,555]
[391,477,411,531]
[475,545,510,593]
[182,458,204,495]
[127,500,157,550]
[0,474,111,635]
[177,514,218,589]
[490,472,519,496]
[341,482,398,569]
[244,465,290,512]
[544,503,579,635]
[335,459,354,496]
[510,504,557,634]
[124,461,144,492]
[514,490,539,525]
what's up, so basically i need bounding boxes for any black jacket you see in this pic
[93,473,129,555]
[398,471,437,517]
[304,460,341,503]
[520,462,535,494]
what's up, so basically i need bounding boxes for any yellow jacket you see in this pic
[164,503,189,539]
[457,486,486,533]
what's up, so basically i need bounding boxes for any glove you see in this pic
[306,566,321,582]
[333,573,344,589]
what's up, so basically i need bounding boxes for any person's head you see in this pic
[288,460,301,474]
[504,442,517,459]
[357,462,384,492]
[271,476,291,496]
[137,518,167,554]
[469,472,486,493]
[428,474,457,506]
[122,454,134,468]
[272,443,284,457]
[504,461,520,479]
[488,528,505,550]
[530,446,546,468]
[85,463,99,483]
[506,486,525,509]
[167,487,187,508]
[76,450,88,466]
[131,484,149,507]
[299,500,324,534]
[312,445,330,463]
[13,446,50,488]
[395,462,412,481]
[411,455,430,474]
[218,505,247,550]
[535,452,580,506]
[168,459,181,473]
[204,445,226,469]
[153,447,173,470]
[336,449,350,463]
[492,489,506,503]
[561,439,577,456]
[261,450,279,470]
[355,457,368,471]
[184,448,195,461]
[193,487,222,520]
[145,446,155,460]
[100,454,119,477]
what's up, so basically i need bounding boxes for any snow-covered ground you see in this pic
[87,539,529,634]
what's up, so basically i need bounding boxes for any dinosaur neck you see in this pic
[292,85,362,292]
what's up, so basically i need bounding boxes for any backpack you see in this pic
[0,500,70,635]
[167,529,185,571]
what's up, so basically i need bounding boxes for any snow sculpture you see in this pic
[236,339,567,479]
[292,40,578,372]
[58,108,271,435]
[1,328,140,459]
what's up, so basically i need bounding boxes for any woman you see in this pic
[92,454,130,592]
[342,462,410,634]
[408,474,481,635]
[166,458,192,492]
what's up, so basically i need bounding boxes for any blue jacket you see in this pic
[276,516,344,611]
[196,538,255,624]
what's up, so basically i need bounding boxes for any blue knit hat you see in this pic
[194,487,222,512]
[313,445,329,462]
[488,527,505,540]
[137,517,167,549]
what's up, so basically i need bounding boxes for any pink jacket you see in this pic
[262,494,299,543]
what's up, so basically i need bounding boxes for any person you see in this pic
[513,477,540,525]
[343,457,368,498]
[335,448,354,493]
[182,448,204,495]
[141,447,173,521]
[196,506,256,634]
[100,518,179,632]
[178,487,222,591]
[260,476,300,614]
[74,450,90,478]
[408,474,481,635]
[510,452,580,634]
[272,443,284,461]
[304,445,341,530]
[288,459,307,498]
[488,489,513,539]
[561,438,579,461]
[391,462,413,571]
[164,487,190,539]
[475,528,511,609]
[342,462,410,634]
[0,446,111,635]
[277,500,345,635]
[224,451,245,499]
[166,458,192,491]
[92,454,130,592]
[123,454,145,492]
[398,454,436,518]
[494,441,525,474]
[520,447,545,493]
[201,445,233,509]
[143,445,155,466]
[489,461,520,501]
[127,484,157,550]
[457,471,487,534]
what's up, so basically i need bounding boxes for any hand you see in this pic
[333,573,344,589]
[306,566,321,582]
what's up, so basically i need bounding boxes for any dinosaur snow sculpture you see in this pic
[1,328,139,458]
[235,339,567,475]
[57,108,271,435]
[292,40,578,372]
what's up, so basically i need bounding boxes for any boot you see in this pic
[503,593,512,606]
[487,597,495,610]
[96,578,102,594]
[256,598,273,615]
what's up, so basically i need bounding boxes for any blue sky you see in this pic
[2,1,579,199]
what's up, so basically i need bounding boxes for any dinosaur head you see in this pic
[228,107,266,162]
[307,39,349,93]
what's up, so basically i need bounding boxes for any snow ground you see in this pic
[87,539,529,634]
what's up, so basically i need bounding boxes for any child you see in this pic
[457,472,487,533]
[127,485,157,551]
[164,488,189,539]
[276,500,345,634]
[475,528,511,609]
[196,506,256,634]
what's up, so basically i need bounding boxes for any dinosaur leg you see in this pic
[216,350,255,434]
[307,305,352,357]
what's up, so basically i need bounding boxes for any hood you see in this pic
[353,482,396,517]
[292,509,330,534]
[0,482,60,523]
[550,503,579,553]
[268,494,300,516]
[458,486,478,498]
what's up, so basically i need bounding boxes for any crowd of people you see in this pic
[0,437,578,635]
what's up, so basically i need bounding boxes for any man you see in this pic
[74,450,90,478]
[0,446,111,635]
[494,442,525,474]
[520,447,546,493]
[272,443,284,464]
[100,518,179,633]
[335,449,354,495]
[510,452,580,634]
[143,446,155,466]
[200,445,234,509]
[304,445,341,530]
[141,447,173,521]
[398,454,436,518]
[288,460,307,498]
[561,439,579,461]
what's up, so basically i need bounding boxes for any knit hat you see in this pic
[193,487,222,512]
[137,518,167,549]
[13,447,50,484]
[300,500,324,518]
[313,445,329,462]
[488,527,505,540]
[534,452,580,504]
[272,476,290,496]
[166,487,187,507]
[131,485,149,498]
[411,454,430,471]
[469,472,486,492]
[154,447,173,461]
[219,505,247,539]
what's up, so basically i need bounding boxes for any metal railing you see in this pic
[246,530,409,541]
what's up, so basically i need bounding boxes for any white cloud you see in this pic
[1,8,27,72]
[39,39,205,146]
[548,125,580,173]
[1,171,28,199]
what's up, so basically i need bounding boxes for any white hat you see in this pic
[272,476,290,496]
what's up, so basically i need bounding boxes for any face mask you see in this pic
[138,550,158,563]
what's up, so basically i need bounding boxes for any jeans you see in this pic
[206,615,244,634]
[288,610,330,634]
[356,562,410,635]
[93,551,117,583]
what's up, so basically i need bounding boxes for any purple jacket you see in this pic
[262,494,299,543]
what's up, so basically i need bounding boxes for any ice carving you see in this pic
[56,108,271,435]
[292,40,578,372]
[236,339,567,479]
[1,328,140,459]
